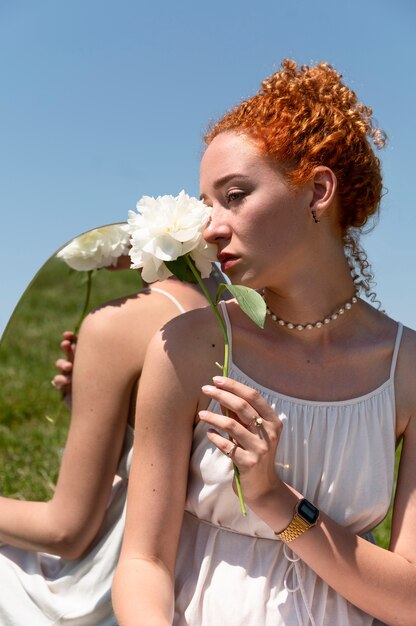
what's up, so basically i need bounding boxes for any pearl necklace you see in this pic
[263,292,358,331]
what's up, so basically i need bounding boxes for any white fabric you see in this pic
[174,302,400,626]
[0,425,134,626]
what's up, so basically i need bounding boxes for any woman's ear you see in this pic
[309,166,337,221]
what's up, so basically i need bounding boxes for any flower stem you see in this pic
[185,255,247,516]
[74,270,93,334]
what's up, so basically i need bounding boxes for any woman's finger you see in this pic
[206,429,243,459]
[199,408,277,452]
[201,381,276,427]
[55,358,73,373]
[62,330,76,342]
[51,374,72,391]
[215,377,276,420]
[59,332,77,359]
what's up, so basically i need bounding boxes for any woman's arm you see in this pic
[113,309,219,626]
[0,305,135,557]
[0,293,184,558]
[200,370,416,626]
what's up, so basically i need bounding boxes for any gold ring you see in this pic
[249,416,263,428]
[225,442,238,457]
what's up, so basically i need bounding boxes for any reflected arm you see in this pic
[0,293,184,558]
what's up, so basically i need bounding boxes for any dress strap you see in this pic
[218,301,233,363]
[147,287,186,314]
[389,323,404,379]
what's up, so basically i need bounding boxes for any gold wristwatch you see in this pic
[275,498,320,543]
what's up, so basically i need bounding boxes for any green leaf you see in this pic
[165,258,198,283]
[216,284,266,329]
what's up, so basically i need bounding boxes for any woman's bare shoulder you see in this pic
[396,323,416,371]
[394,323,416,436]
[157,305,223,355]
[79,289,182,340]
[143,305,225,388]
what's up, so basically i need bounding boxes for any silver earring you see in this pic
[311,210,320,223]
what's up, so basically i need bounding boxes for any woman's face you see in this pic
[200,131,314,289]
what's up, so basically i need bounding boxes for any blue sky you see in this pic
[1,0,415,335]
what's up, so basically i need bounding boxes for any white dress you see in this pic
[0,288,187,626]
[174,302,400,626]
[0,426,133,626]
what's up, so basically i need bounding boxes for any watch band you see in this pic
[275,498,320,543]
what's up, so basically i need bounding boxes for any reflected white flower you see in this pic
[128,190,216,283]
[57,224,131,271]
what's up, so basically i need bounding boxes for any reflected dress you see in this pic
[174,302,400,626]
[0,426,133,626]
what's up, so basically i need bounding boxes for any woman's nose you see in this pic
[203,207,231,244]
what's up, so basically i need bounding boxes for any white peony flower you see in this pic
[57,224,131,271]
[128,190,217,283]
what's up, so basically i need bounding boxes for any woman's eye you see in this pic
[226,191,245,203]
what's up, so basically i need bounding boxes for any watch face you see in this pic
[298,499,320,524]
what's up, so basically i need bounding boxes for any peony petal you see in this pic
[141,254,173,282]
[127,191,212,275]
[57,224,131,271]
[129,247,145,268]
[181,233,203,255]
[142,234,182,261]
[190,241,218,278]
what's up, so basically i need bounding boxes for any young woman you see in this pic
[0,270,222,626]
[113,60,416,626]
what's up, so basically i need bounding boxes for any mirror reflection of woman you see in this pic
[113,61,416,626]
[0,262,222,625]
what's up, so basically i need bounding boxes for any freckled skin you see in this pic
[200,132,315,291]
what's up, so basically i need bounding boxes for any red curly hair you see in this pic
[204,60,387,301]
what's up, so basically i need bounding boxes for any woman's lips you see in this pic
[217,253,240,272]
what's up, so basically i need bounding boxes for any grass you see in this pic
[372,441,401,548]
[0,255,400,547]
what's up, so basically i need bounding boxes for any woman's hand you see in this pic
[199,375,284,506]
[51,331,77,408]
